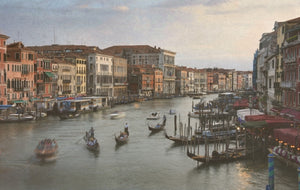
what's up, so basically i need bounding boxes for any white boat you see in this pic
[0,113,35,123]
[146,112,160,120]
[110,111,126,119]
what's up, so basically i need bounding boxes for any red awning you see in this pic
[279,108,300,122]
[274,128,300,146]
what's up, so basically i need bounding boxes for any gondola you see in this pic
[146,112,160,120]
[148,117,166,133]
[164,130,234,145]
[34,139,58,160]
[84,130,100,152]
[115,132,129,145]
[59,112,80,120]
[86,138,100,152]
[186,147,246,163]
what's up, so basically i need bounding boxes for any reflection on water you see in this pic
[0,96,298,190]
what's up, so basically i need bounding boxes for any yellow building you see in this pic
[112,56,128,98]
[65,55,87,96]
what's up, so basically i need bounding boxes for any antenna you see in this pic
[53,27,56,44]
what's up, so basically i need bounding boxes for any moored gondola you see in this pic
[186,147,246,163]
[148,116,166,133]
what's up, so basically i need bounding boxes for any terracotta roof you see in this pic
[7,42,36,52]
[27,44,103,55]
[103,45,161,55]
[0,34,9,39]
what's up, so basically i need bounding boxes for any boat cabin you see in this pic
[58,99,91,113]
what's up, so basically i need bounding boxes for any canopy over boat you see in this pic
[241,114,294,129]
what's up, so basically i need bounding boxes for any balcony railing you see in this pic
[283,57,296,63]
[280,81,297,88]
[63,80,71,83]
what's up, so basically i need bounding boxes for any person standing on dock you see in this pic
[124,122,129,136]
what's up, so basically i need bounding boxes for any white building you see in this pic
[87,53,113,96]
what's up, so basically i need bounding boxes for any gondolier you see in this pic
[124,122,129,136]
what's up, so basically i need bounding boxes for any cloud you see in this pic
[113,6,129,12]
[1,0,300,71]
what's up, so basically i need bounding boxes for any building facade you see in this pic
[0,34,9,105]
[87,53,113,96]
[6,42,35,105]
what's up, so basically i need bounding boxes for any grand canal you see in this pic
[0,95,298,190]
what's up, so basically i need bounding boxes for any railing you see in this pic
[283,57,296,63]
[280,81,297,88]
[63,80,71,83]
[62,90,71,94]
[13,87,24,92]
[287,35,299,43]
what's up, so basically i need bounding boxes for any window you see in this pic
[269,79,271,88]
[100,64,108,71]
[28,54,33,60]
[16,53,20,60]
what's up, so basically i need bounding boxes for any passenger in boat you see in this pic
[124,123,129,136]
[51,139,56,147]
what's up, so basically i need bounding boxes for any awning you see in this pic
[0,105,14,110]
[241,120,267,129]
[274,128,300,146]
[45,72,55,78]
[13,100,27,104]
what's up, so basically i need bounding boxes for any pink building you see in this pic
[0,34,9,105]
[6,42,36,105]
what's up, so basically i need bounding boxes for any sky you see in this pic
[1,0,300,71]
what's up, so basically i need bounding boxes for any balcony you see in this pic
[286,35,300,43]
[14,87,24,92]
[62,90,71,95]
[280,81,297,89]
[114,82,128,86]
[283,57,296,64]
[101,83,113,87]
[63,80,71,83]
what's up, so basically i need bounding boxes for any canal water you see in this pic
[0,95,298,190]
